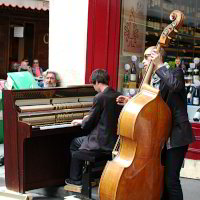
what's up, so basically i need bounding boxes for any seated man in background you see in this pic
[32,59,43,77]
[10,62,20,72]
[40,70,60,88]
[65,69,122,186]
[18,59,32,74]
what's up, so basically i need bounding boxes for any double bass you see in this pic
[99,10,184,200]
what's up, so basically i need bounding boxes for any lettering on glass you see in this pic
[124,9,139,48]
[122,0,147,56]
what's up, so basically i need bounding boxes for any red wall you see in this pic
[186,123,200,160]
[86,0,121,89]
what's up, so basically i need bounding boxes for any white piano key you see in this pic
[38,123,79,130]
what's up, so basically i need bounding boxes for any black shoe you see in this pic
[0,155,4,166]
[65,178,82,186]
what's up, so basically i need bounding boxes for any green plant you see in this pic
[168,61,176,69]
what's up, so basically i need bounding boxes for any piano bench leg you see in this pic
[81,161,93,199]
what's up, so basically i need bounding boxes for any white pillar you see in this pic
[49,0,89,86]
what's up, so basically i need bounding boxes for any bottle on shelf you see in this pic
[123,64,130,89]
[122,71,130,96]
[193,108,200,122]
[187,86,194,105]
[193,68,200,83]
[187,68,193,84]
[123,70,129,88]
[129,56,138,89]
[193,58,200,83]
[130,63,137,82]
[193,88,200,106]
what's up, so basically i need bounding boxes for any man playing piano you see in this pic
[65,69,122,186]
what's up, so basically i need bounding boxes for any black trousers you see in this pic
[69,136,87,181]
[161,145,188,200]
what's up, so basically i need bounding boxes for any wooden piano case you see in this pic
[3,85,96,193]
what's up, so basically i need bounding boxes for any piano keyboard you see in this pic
[33,123,78,130]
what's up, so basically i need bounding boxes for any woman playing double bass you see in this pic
[117,46,195,200]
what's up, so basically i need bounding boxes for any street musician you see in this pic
[65,69,123,186]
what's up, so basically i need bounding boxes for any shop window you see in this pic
[118,0,200,94]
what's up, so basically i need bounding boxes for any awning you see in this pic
[0,0,49,11]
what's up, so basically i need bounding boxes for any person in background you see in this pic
[175,56,186,74]
[0,60,36,166]
[116,46,195,200]
[41,70,60,88]
[65,69,122,186]
[18,58,32,74]
[32,59,43,77]
[10,62,20,72]
[175,56,181,67]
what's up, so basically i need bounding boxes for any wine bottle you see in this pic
[187,86,193,105]
[193,88,200,106]
[193,68,199,82]
[123,71,129,88]
[130,63,136,82]
[123,64,130,88]
[187,68,193,84]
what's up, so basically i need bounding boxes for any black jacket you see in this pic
[156,66,195,148]
[79,87,122,151]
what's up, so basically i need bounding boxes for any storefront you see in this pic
[0,0,49,79]
[87,0,199,89]
[86,0,200,178]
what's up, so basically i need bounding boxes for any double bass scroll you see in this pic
[99,10,184,200]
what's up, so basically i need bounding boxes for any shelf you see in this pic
[188,105,200,108]
[187,105,200,121]
[147,8,162,18]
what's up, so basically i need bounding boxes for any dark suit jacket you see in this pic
[79,87,122,151]
[156,66,195,148]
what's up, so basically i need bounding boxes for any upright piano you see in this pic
[3,85,96,193]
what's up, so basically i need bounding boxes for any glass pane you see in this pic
[118,0,198,93]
